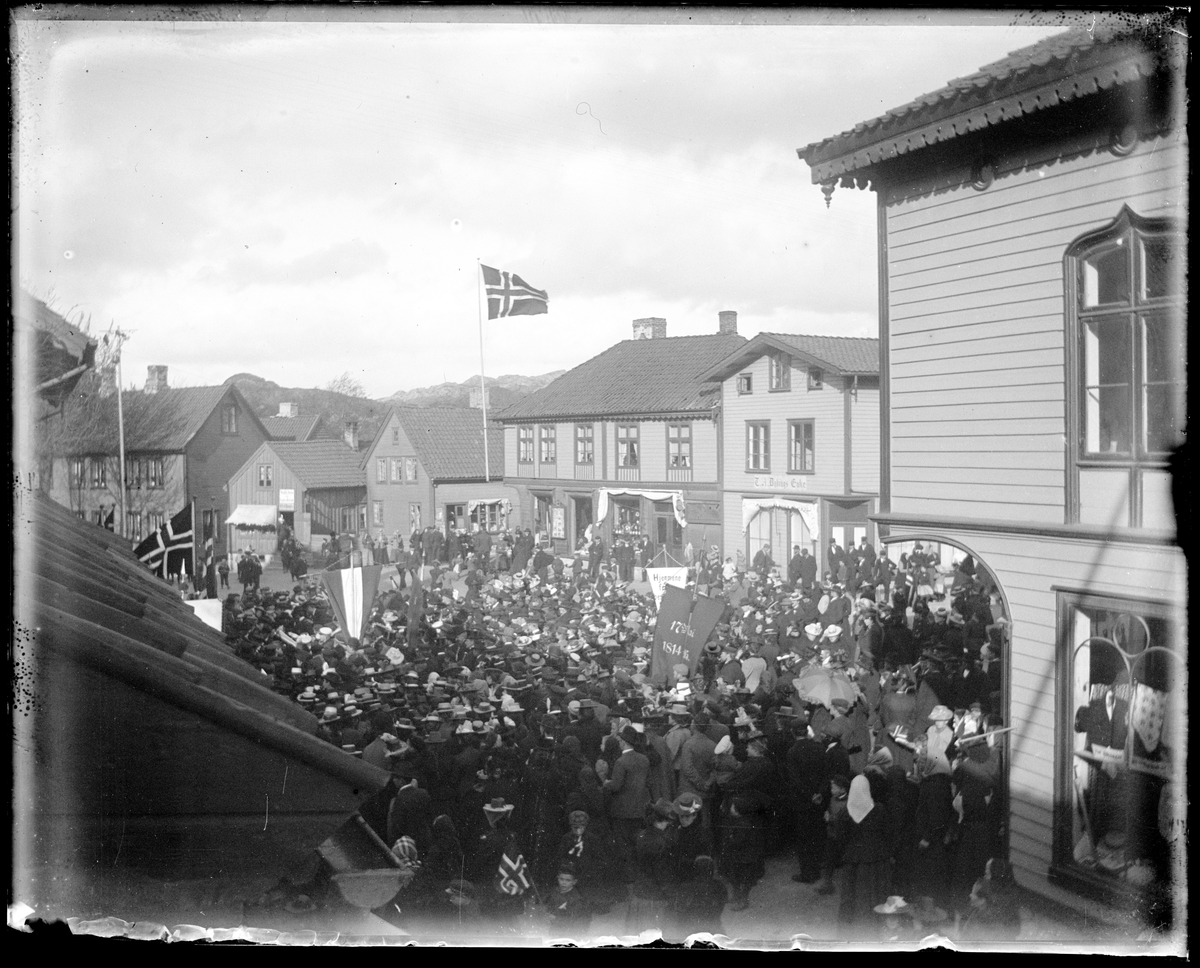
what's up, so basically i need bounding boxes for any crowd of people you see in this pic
[224,529,1021,941]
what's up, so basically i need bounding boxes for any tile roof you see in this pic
[393,408,504,481]
[797,17,1186,184]
[17,290,98,404]
[270,440,367,489]
[765,334,879,375]
[262,414,325,441]
[497,333,747,421]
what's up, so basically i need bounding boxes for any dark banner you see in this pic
[651,585,726,684]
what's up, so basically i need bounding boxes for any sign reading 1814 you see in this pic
[753,475,809,490]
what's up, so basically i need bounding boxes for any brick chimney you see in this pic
[144,365,168,394]
[343,420,359,451]
[278,402,299,417]
[718,310,738,335]
[632,317,667,340]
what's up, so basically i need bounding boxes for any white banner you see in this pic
[647,567,689,608]
[596,488,687,528]
[185,599,224,632]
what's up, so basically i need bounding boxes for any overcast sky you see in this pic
[15,8,1079,399]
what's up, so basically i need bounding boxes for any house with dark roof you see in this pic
[227,433,368,555]
[42,364,269,564]
[700,332,879,575]
[262,401,335,442]
[361,406,517,545]
[797,17,1185,925]
[497,314,745,559]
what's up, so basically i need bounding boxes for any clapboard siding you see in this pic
[891,315,1066,350]
[890,346,1064,379]
[891,434,1062,455]
[891,274,1064,317]
[892,384,1063,408]
[892,466,1063,488]
[503,426,520,479]
[892,400,1064,425]
[887,494,1065,523]
[890,244,1064,294]
[691,420,719,481]
[850,385,879,494]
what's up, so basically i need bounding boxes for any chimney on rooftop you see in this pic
[632,317,667,340]
[718,310,738,335]
[343,420,359,451]
[144,365,168,394]
[278,402,299,418]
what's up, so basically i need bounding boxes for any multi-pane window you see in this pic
[391,458,403,483]
[789,420,815,473]
[147,458,164,489]
[146,510,165,534]
[373,500,384,526]
[540,425,557,463]
[738,373,753,395]
[392,428,400,445]
[126,457,141,489]
[518,427,535,463]
[1073,213,1185,459]
[617,425,640,467]
[575,424,594,464]
[405,458,419,482]
[69,457,85,488]
[746,421,770,471]
[126,456,165,489]
[258,464,274,488]
[807,368,824,390]
[769,353,791,391]
[376,458,387,484]
[126,511,143,542]
[90,457,107,489]
[221,404,238,434]
[668,423,692,468]
[615,500,641,535]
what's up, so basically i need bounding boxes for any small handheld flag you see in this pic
[497,850,532,896]
[481,265,548,319]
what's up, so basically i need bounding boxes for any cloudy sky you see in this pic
[15,8,1079,399]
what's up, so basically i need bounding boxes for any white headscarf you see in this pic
[847,774,875,824]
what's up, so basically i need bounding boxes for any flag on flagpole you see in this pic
[134,505,194,579]
[320,565,384,644]
[497,850,532,896]
[203,512,218,599]
[481,265,548,319]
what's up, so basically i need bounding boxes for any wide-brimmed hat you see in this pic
[483,797,514,815]
[673,793,703,816]
[873,896,910,916]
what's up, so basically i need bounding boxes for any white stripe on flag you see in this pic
[341,567,362,640]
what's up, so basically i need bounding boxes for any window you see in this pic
[221,403,238,434]
[1055,591,1181,911]
[668,423,692,468]
[807,368,824,390]
[615,499,641,535]
[391,458,403,483]
[147,458,164,489]
[769,353,791,391]
[146,510,165,534]
[125,457,142,490]
[392,428,400,445]
[373,500,384,526]
[445,503,467,532]
[738,373,753,395]
[617,425,640,467]
[405,458,419,483]
[125,457,165,490]
[575,424,594,464]
[746,421,770,471]
[376,458,387,484]
[539,425,557,463]
[789,420,815,473]
[471,500,507,533]
[125,511,143,542]
[89,457,107,489]
[258,464,274,488]
[534,494,553,536]
[518,427,535,463]
[69,457,85,488]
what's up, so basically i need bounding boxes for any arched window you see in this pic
[1065,207,1185,528]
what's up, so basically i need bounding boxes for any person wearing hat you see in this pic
[468,796,526,924]
[909,705,956,912]
[831,774,891,934]
[787,719,831,884]
[439,878,484,923]
[387,770,435,856]
[627,798,678,933]
[670,792,712,886]
[603,724,651,883]
[719,793,766,912]
[555,809,608,903]
[545,859,590,934]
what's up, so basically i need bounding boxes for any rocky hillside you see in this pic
[380,371,563,411]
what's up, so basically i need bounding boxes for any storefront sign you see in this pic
[646,567,689,608]
[278,488,295,511]
[752,475,809,490]
[551,505,566,539]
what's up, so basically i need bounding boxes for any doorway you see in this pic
[572,496,593,550]
[653,502,684,566]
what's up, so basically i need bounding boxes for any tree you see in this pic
[324,372,367,399]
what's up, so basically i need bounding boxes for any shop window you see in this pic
[615,500,641,536]
[617,425,640,468]
[518,427,535,463]
[575,424,594,464]
[540,425,557,463]
[737,373,753,395]
[769,353,791,391]
[746,421,769,472]
[667,423,692,468]
[789,419,815,473]
[1055,591,1181,917]
[1067,208,1185,526]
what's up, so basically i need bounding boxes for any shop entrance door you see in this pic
[653,504,684,565]
[572,497,593,549]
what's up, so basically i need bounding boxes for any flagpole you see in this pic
[476,259,490,484]
[115,343,127,538]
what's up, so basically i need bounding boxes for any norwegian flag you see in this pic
[497,850,532,896]
[320,565,383,644]
[135,505,194,579]
[481,265,548,319]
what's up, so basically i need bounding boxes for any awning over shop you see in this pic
[742,497,817,538]
[597,488,687,528]
[226,504,279,530]
[467,498,512,514]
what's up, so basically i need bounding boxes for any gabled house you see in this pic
[43,365,269,563]
[798,18,1186,925]
[701,332,879,574]
[361,407,516,542]
[497,314,745,559]
[227,432,368,554]
[262,401,335,442]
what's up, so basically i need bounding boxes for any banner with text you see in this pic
[646,567,689,608]
[650,584,726,684]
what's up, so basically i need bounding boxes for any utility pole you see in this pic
[104,327,131,539]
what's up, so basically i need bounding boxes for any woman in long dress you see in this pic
[834,774,892,936]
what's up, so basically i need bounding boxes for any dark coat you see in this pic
[605,749,651,819]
